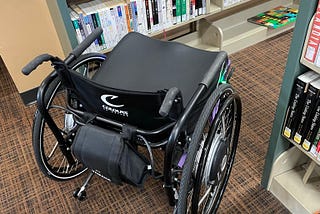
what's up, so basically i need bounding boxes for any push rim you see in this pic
[189,95,239,213]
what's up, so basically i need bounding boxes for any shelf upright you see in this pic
[261,0,318,188]
[46,0,79,56]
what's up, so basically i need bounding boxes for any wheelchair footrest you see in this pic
[71,124,149,187]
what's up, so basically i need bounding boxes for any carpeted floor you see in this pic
[0,30,293,213]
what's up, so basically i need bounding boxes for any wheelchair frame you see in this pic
[23,27,241,213]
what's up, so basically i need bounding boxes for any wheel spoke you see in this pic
[47,141,59,160]
[198,185,212,207]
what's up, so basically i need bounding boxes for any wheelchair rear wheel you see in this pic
[176,84,241,213]
[32,53,106,180]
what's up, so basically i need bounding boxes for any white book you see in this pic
[185,0,189,21]
[157,0,165,30]
[148,0,154,32]
[202,0,206,14]
[110,7,120,46]
[137,0,148,34]
[160,0,167,28]
[119,4,129,38]
[166,0,173,26]
[98,9,110,49]
[129,0,138,32]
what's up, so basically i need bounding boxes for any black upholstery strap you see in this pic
[121,124,137,142]
[82,112,97,124]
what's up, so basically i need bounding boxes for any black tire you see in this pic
[176,83,241,214]
[32,53,106,181]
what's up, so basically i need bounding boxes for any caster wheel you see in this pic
[73,188,87,201]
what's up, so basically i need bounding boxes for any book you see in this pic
[294,78,320,145]
[301,96,320,151]
[94,12,106,49]
[317,141,320,158]
[130,1,139,32]
[124,4,133,32]
[190,0,196,19]
[310,127,320,157]
[166,0,173,26]
[145,0,152,30]
[283,71,320,139]
[151,0,160,30]
[195,0,202,16]
[247,6,298,29]
[304,2,320,63]
[176,0,181,23]
[136,0,148,34]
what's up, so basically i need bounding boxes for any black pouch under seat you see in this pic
[71,124,149,187]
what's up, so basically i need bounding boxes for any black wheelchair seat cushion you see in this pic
[93,32,227,105]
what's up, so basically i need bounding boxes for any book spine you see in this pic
[310,127,320,157]
[190,0,196,19]
[304,3,320,62]
[119,5,129,39]
[317,141,320,160]
[166,0,173,27]
[283,78,308,139]
[172,0,177,24]
[148,0,154,31]
[176,0,181,23]
[99,9,110,49]
[181,0,187,22]
[90,13,102,51]
[294,83,319,144]
[145,0,152,30]
[124,4,133,32]
[130,1,139,32]
[151,0,160,31]
[195,0,202,16]
[302,99,320,151]
[159,0,166,29]
[185,0,189,20]
[94,12,106,49]
[110,7,119,45]
[71,18,84,44]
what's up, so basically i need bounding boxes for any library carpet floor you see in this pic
[0,30,293,213]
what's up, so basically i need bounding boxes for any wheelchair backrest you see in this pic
[67,71,175,130]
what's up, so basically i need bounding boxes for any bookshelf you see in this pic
[174,0,299,54]
[46,0,299,56]
[300,14,320,74]
[262,0,320,213]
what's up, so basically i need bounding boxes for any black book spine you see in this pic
[91,14,102,46]
[172,0,177,23]
[294,83,319,144]
[283,78,307,139]
[145,0,151,30]
[153,0,159,25]
[302,97,320,151]
[195,0,202,15]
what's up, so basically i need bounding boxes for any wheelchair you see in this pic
[22,27,241,213]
